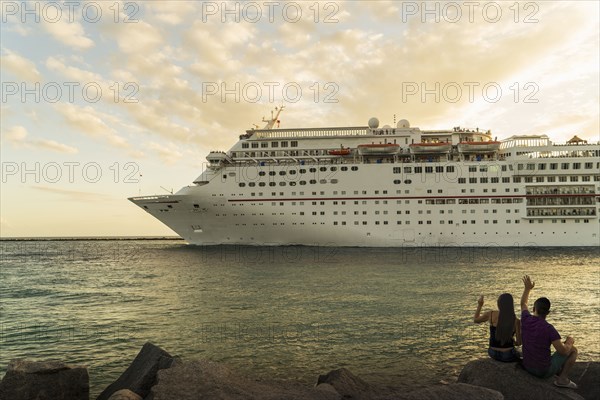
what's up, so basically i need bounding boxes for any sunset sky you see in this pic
[1,1,599,237]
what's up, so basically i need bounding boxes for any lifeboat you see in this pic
[409,142,452,154]
[457,141,501,153]
[357,143,400,155]
[206,151,231,162]
[206,151,232,169]
[328,148,352,156]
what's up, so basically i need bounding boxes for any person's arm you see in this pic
[514,317,522,346]
[521,275,535,312]
[474,295,490,323]
[552,336,575,356]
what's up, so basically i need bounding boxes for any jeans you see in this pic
[488,347,521,362]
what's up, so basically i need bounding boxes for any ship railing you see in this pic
[249,126,370,139]
[227,151,512,165]
[552,141,600,146]
[130,195,172,201]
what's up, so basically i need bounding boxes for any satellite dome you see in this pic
[382,124,391,129]
[397,119,410,129]
[368,117,379,129]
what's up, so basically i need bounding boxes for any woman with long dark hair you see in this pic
[474,293,522,362]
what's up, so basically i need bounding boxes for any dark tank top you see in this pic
[489,311,515,348]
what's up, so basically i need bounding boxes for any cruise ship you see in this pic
[130,107,600,247]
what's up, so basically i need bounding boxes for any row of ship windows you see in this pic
[211,205,599,218]
[527,209,596,216]
[233,149,600,174]
[517,176,597,183]
[462,176,596,183]
[229,165,478,175]
[526,185,595,195]
[220,184,599,198]
[229,220,591,227]
[216,208,522,217]
[206,198,597,208]
[241,141,299,149]
[517,162,598,171]
[240,179,340,187]
[225,189,388,197]
[527,198,595,206]
[237,179,511,187]
[219,198,525,208]
[249,166,359,175]
[227,165,599,180]
[236,175,599,187]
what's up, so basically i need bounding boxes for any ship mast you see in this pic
[262,105,285,129]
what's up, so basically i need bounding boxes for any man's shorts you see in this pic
[524,352,569,379]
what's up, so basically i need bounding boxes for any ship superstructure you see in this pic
[130,108,600,247]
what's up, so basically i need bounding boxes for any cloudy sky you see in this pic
[1,1,598,237]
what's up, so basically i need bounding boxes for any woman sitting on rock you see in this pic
[474,293,522,362]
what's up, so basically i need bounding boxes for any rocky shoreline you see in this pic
[0,342,597,400]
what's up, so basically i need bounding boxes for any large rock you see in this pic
[315,368,384,398]
[0,359,89,400]
[146,359,340,400]
[316,369,502,400]
[147,360,502,400]
[459,358,599,400]
[96,342,174,400]
[568,362,600,400]
[402,383,504,400]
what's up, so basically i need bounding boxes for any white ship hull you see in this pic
[130,117,600,247]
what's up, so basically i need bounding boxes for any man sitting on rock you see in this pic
[520,275,578,389]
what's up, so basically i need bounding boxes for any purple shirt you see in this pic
[521,310,561,370]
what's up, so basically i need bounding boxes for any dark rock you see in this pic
[402,383,504,400]
[458,358,599,400]
[147,359,340,400]
[146,360,504,400]
[315,369,503,400]
[96,342,174,400]
[107,389,142,400]
[568,362,600,400]
[0,359,89,400]
[316,368,382,398]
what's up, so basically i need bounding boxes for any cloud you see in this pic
[3,24,31,36]
[2,125,79,154]
[122,100,193,142]
[54,103,129,149]
[35,139,79,154]
[184,21,253,74]
[145,1,198,25]
[146,142,183,165]
[358,0,400,21]
[42,16,94,50]
[101,19,163,54]
[3,125,28,142]
[1,49,42,82]
[45,56,103,82]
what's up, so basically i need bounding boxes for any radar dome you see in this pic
[382,124,391,129]
[397,119,410,129]
[368,117,379,129]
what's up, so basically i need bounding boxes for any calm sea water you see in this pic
[1,240,598,396]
